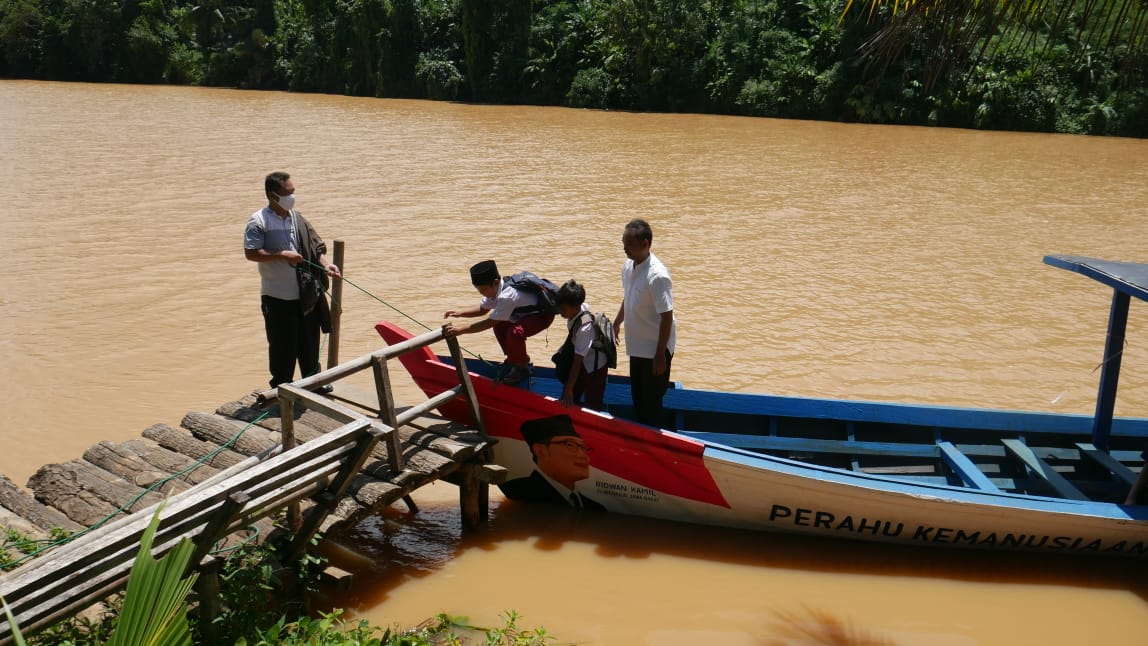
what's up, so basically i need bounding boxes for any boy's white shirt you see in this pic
[480,280,538,322]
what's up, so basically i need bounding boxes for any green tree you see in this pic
[844,0,1148,90]
[0,0,44,77]
[461,0,532,101]
[120,0,178,83]
[380,0,421,96]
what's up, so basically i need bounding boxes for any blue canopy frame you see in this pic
[1044,255,1148,451]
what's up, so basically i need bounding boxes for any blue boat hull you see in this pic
[378,321,1148,558]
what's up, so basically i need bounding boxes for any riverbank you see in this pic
[2,1,1145,137]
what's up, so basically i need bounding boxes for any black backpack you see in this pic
[586,311,618,369]
[552,310,618,382]
[503,271,560,317]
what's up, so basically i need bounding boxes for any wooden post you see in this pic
[371,355,403,472]
[1092,289,1129,451]
[326,240,345,370]
[285,423,381,560]
[194,559,223,644]
[189,492,250,568]
[478,479,490,522]
[447,335,486,434]
[459,463,481,530]
[280,395,300,530]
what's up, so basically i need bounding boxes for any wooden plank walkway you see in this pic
[0,328,501,645]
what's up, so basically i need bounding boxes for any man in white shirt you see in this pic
[614,219,676,426]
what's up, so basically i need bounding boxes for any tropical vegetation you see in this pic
[0,0,1144,135]
[4,521,554,645]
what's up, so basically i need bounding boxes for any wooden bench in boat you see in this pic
[1076,442,1141,486]
[937,441,1001,492]
[678,431,1144,499]
[1000,439,1090,500]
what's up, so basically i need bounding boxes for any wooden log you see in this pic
[0,505,48,542]
[141,424,245,470]
[25,466,125,529]
[285,426,384,560]
[119,439,221,486]
[82,442,187,495]
[319,494,372,533]
[477,464,508,485]
[217,398,343,434]
[1,505,54,566]
[220,399,484,500]
[404,416,490,449]
[396,424,481,462]
[319,565,353,591]
[0,475,81,533]
[345,473,399,505]
[27,460,166,528]
[224,396,489,457]
[218,400,468,482]
[2,418,379,643]
[342,475,405,515]
[373,446,459,483]
[181,412,279,457]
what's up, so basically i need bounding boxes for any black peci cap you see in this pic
[519,415,580,446]
[470,260,500,286]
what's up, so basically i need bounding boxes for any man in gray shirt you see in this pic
[243,171,341,389]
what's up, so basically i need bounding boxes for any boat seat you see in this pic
[1075,442,1140,486]
[937,441,1001,492]
[1001,439,1090,501]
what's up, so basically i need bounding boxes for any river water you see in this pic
[2,80,1148,644]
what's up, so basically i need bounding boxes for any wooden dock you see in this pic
[0,327,503,645]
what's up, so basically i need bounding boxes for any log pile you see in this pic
[1,392,493,564]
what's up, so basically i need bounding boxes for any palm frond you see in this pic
[105,504,197,646]
[845,0,1148,87]
[0,596,27,646]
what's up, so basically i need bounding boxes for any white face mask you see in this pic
[273,192,296,211]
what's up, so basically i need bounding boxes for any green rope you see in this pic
[298,259,496,366]
[4,258,509,571]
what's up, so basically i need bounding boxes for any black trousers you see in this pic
[629,349,673,427]
[261,295,323,388]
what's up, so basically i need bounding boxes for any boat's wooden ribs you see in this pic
[680,430,1147,499]
[937,441,1002,492]
[1001,439,1091,501]
[1075,442,1140,486]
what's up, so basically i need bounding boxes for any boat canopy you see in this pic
[1045,255,1148,303]
[1044,255,1148,450]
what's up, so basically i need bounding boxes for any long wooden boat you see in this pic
[377,255,1148,557]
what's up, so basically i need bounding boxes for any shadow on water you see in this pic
[322,494,1148,642]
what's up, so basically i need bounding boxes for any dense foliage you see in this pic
[0,0,1144,136]
[5,525,554,645]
